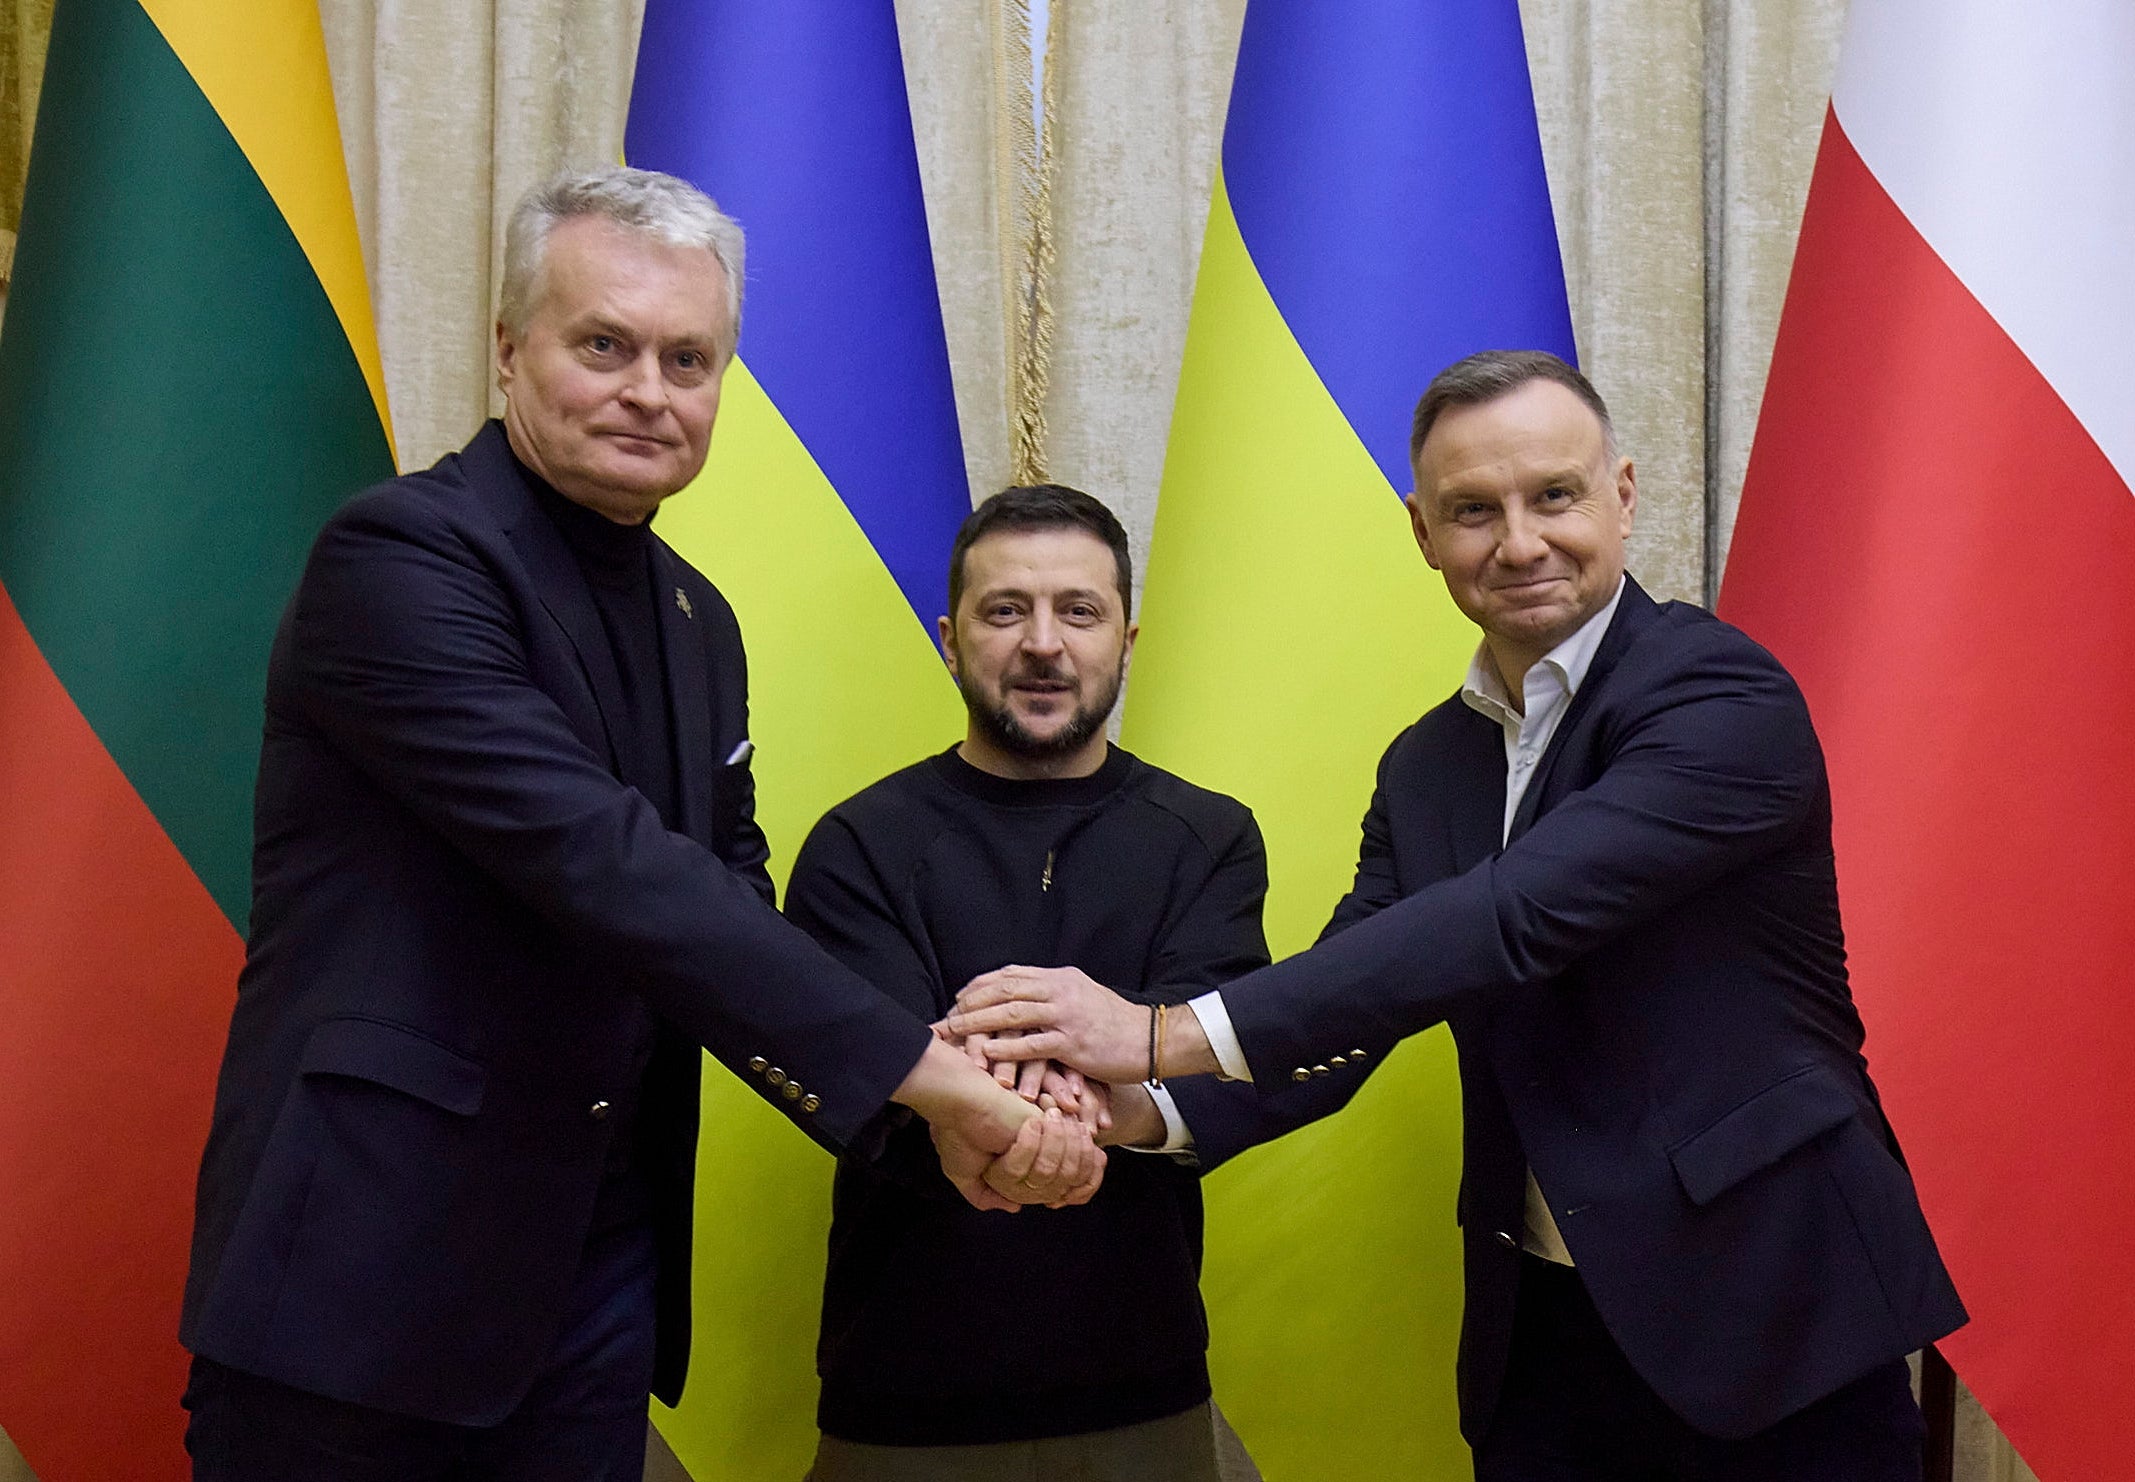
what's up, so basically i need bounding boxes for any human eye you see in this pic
[582,332,626,362]
[667,347,713,385]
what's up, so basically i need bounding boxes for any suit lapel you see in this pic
[468,425,630,773]
[651,542,717,847]
[1508,574,1662,841]
[1448,706,1509,872]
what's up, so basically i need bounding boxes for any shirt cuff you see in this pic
[1187,991,1252,1082]
[1139,1082,1192,1152]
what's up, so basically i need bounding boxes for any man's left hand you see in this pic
[978,1106,1105,1209]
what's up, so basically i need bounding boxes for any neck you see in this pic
[1483,642,1535,716]
[956,735,1110,781]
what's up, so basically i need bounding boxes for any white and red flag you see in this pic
[1721,3,2134,1476]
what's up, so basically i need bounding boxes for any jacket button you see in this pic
[1330,1055,1348,1068]
[1494,1229,1519,1250]
[766,1067,788,1087]
[748,1056,768,1074]
[1291,1068,1311,1083]
[800,1094,821,1114]
[589,1100,612,1121]
[781,1081,802,1101]
[1351,1049,1369,1060]
[1311,1064,1329,1076]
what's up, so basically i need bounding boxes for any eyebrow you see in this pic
[1434,462,1593,501]
[973,585,1111,605]
[573,315,715,352]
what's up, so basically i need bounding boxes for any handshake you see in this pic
[890,964,1215,1214]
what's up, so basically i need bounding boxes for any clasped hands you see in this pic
[896,965,1181,1215]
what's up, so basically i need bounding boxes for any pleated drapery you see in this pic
[0,4,2041,1480]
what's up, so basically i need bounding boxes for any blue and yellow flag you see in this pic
[1121,2,1574,1475]
[624,1,969,1472]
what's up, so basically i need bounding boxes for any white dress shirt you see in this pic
[1158,580,1629,1268]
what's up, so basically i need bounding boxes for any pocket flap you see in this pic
[1667,1065,1856,1206]
[299,1017,486,1115]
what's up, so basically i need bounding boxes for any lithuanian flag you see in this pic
[1122,2,1573,1474]
[0,0,393,1472]
[624,2,969,1473]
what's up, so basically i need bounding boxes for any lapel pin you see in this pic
[674,588,694,619]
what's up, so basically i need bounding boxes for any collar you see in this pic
[1459,574,1628,725]
[929,743,1137,809]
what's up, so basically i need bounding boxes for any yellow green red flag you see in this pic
[0,0,393,1472]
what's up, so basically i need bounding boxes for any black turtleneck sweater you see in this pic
[785,746,1269,1445]
[525,468,673,1226]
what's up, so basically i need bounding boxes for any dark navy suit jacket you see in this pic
[1174,577,1964,1442]
[180,423,929,1425]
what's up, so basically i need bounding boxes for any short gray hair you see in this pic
[1409,350,1617,467]
[499,165,746,358]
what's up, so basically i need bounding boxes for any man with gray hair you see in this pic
[178,165,1094,1481]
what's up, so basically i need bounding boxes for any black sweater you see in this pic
[785,746,1268,1445]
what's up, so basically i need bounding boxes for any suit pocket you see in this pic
[299,1016,487,1115]
[1667,1064,1858,1206]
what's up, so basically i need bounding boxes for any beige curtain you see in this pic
[305,0,1881,609]
[0,1,2039,1478]
[0,0,55,325]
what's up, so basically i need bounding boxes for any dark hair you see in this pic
[947,484,1134,619]
[1408,350,1615,468]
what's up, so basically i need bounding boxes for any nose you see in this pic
[1021,609,1066,658]
[617,353,670,413]
[1496,507,1548,567]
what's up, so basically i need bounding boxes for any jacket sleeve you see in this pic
[1221,630,1824,1086]
[1168,766,1405,1168]
[286,491,931,1147]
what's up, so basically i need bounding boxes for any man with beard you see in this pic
[785,485,1269,1481]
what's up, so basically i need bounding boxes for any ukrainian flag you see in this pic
[0,0,394,1472]
[623,2,969,1472]
[1121,2,1574,1474]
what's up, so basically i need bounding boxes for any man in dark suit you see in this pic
[951,351,1966,1479]
[179,166,1095,1482]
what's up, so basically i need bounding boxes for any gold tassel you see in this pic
[991,0,1060,484]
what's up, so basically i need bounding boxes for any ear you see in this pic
[937,613,960,678]
[1403,490,1442,570]
[1120,619,1140,676]
[494,319,518,395]
[1614,457,1638,538]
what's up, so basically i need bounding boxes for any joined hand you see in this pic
[948,965,1158,1084]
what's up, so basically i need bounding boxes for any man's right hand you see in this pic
[1096,1080,1166,1150]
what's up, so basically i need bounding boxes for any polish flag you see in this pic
[1719,3,2135,1477]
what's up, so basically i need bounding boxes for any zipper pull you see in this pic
[1041,849,1054,893]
